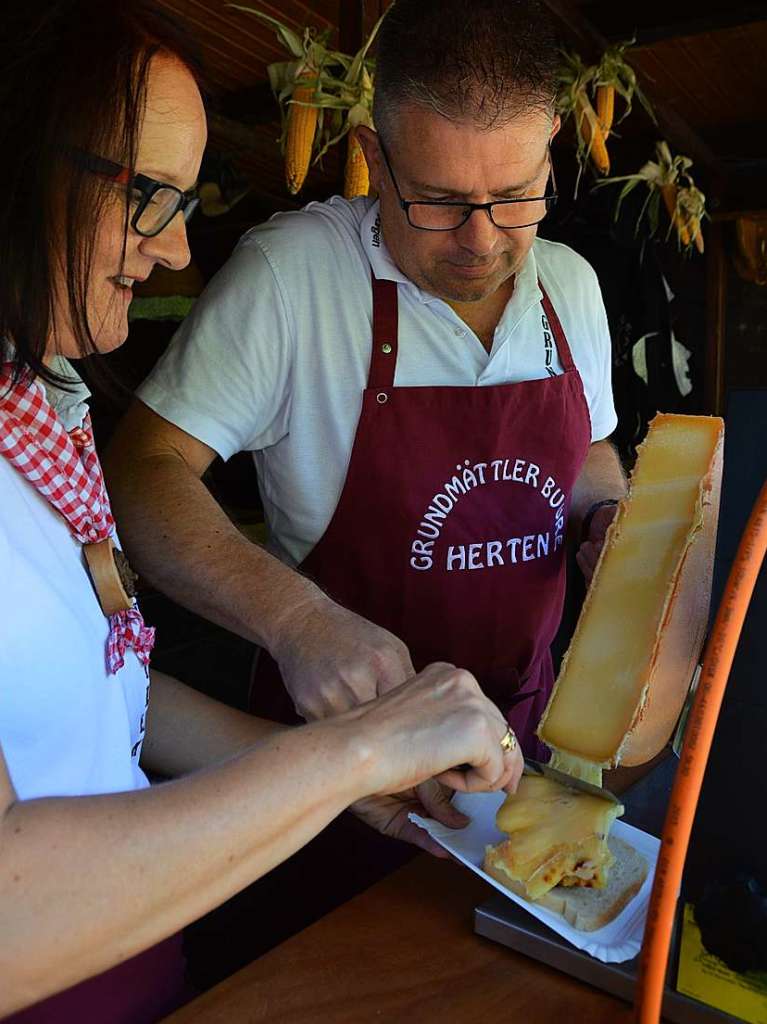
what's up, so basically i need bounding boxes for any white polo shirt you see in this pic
[139,196,616,567]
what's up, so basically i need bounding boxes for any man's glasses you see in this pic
[71,150,199,238]
[379,140,557,232]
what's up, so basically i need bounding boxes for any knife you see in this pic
[523,757,622,805]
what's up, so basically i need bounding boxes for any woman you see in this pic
[0,3,522,1021]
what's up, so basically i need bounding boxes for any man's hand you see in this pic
[351,780,469,858]
[271,598,415,720]
[576,502,619,584]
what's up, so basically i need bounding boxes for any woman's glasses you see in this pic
[71,150,199,238]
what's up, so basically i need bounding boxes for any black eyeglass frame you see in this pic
[378,139,558,232]
[70,150,199,238]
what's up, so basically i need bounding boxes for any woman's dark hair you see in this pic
[0,0,204,390]
[373,0,560,144]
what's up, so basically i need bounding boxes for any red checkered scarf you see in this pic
[0,367,155,673]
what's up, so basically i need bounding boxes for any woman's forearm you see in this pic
[139,670,284,778]
[0,722,362,1016]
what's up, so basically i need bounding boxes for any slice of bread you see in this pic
[483,836,648,932]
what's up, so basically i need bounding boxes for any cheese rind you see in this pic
[537,414,723,769]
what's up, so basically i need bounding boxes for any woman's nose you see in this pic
[139,212,191,271]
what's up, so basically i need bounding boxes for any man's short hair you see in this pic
[373,0,560,142]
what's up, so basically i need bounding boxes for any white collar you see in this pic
[360,199,543,317]
[42,357,91,432]
[360,199,412,287]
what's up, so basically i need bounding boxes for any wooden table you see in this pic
[163,854,636,1024]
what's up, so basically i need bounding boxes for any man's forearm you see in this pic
[106,446,324,654]
[570,439,628,530]
[105,402,419,722]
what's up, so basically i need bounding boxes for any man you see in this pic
[106,0,626,847]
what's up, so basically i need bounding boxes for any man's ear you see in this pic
[549,113,561,143]
[356,125,385,193]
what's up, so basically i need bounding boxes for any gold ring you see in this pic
[500,728,517,754]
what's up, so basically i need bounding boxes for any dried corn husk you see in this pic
[593,40,656,134]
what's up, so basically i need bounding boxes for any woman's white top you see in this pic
[0,366,149,801]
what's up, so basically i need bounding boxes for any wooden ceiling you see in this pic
[154,0,766,215]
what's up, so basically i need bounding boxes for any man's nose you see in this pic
[454,207,500,256]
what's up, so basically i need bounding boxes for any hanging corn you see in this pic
[284,74,320,194]
[228,5,343,195]
[574,86,610,175]
[595,84,615,136]
[593,40,656,138]
[679,184,705,254]
[660,183,691,248]
[556,52,610,182]
[311,27,381,200]
[599,141,707,255]
[344,127,369,199]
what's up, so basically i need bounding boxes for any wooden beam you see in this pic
[705,221,727,415]
[580,2,767,46]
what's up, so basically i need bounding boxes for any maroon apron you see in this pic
[3,933,190,1024]
[252,275,592,760]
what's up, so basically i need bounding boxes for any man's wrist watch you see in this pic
[581,498,620,542]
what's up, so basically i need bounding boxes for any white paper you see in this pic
[409,790,659,964]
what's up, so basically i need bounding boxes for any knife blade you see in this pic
[523,757,622,805]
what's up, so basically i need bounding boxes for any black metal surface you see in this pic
[473,898,741,1024]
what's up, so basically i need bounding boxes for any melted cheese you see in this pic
[492,775,622,900]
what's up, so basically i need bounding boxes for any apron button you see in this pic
[381,343,392,354]
[376,392,388,405]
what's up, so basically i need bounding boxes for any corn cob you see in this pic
[575,87,610,175]
[595,83,615,135]
[689,218,705,255]
[660,184,691,248]
[344,128,369,198]
[284,77,318,194]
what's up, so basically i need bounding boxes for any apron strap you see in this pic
[539,284,576,373]
[368,274,399,389]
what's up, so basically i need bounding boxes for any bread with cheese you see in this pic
[484,835,648,931]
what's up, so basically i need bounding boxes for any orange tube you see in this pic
[635,479,767,1024]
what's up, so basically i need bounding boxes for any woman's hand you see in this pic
[343,662,524,800]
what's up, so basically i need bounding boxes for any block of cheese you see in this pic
[538,413,723,776]
[483,774,623,900]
